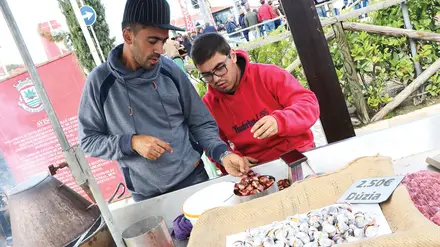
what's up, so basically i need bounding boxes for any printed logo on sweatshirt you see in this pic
[232,108,270,134]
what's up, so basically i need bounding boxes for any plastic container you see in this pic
[182,182,240,226]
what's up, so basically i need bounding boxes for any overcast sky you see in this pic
[0,0,199,65]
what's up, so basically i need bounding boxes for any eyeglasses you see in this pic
[199,55,230,83]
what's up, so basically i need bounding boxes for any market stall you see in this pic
[111,114,440,246]
[2,0,440,245]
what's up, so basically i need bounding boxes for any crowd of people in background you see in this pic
[315,0,370,17]
[166,0,288,47]
[225,0,286,42]
[164,0,371,67]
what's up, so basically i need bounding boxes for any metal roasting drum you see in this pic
[8,172,100,247]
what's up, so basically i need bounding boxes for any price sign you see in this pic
[337,176,404,204]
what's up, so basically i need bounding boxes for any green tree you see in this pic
[57,0,115,72]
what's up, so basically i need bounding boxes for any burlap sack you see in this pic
[188,155,440,247]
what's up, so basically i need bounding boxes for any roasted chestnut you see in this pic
[234,170,275,196]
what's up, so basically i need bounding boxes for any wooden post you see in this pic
[342,22,440,42]
[371,58,440,122]
[333,22,370,124]
[280,0,355,143]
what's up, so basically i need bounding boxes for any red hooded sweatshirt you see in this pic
[203,50,320,172]
[258,4,275,22]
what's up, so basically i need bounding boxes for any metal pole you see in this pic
[0,0,70,151]
[0,1,125,246]
[69,0,102,66]
[90,27,106,62]
[66,147,127,247]
[78,0,106,62]
[401,1,423,104]
[401,2,422,77]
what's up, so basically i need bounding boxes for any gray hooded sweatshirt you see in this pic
[78,44,228,198]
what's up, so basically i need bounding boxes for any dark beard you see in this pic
[131,46,160,69]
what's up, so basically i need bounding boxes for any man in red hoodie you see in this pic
[191,33,320,172]
[258,0,275,33]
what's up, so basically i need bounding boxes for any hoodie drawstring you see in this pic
[123,81,138,134]
[152,81,173,130]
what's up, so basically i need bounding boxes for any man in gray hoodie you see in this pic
[78,0,248,202]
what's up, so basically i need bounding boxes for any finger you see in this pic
[246,157,259,165]
[250,117,267,133]
[146,153,158,160]
[253,122,271,139]
[226,164,242,177]
[243,157,253,168]
[150,149,162,158]
[229,169,242,177]
[237,158,249,174]
[244,157,257,168]
[155,139,173,153]
[267,129,277,138]
[258,126,275,139]
[153,145,166,155]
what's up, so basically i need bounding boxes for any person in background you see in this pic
[342,0,350,9]
[354,0,369,18]
[191,33,320,172]
[354,0,369,10]
[78,0,248,202]
[254,9,265,36]
[163,37,180,59]
[217,23,226,32]
[176,33,184,45]
[239,9,250,42]
[183,34,192,58]
[226,15,241,43]
[258,0,275,33]
[190,31,197,40]
[314,0,328,17]
[268,0,281,30]
[196,26,204,37]
[163,37,187,74]
[245,6,259,40]
[276,2,288,30]
[203,22,217,34]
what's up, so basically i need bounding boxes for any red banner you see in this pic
[0,54,128,201]
[178,0,196,32]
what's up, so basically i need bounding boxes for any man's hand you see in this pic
[222,153,250,177]
[243,156,258,167]
[251,116,279,139]
[131,135,173,160]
